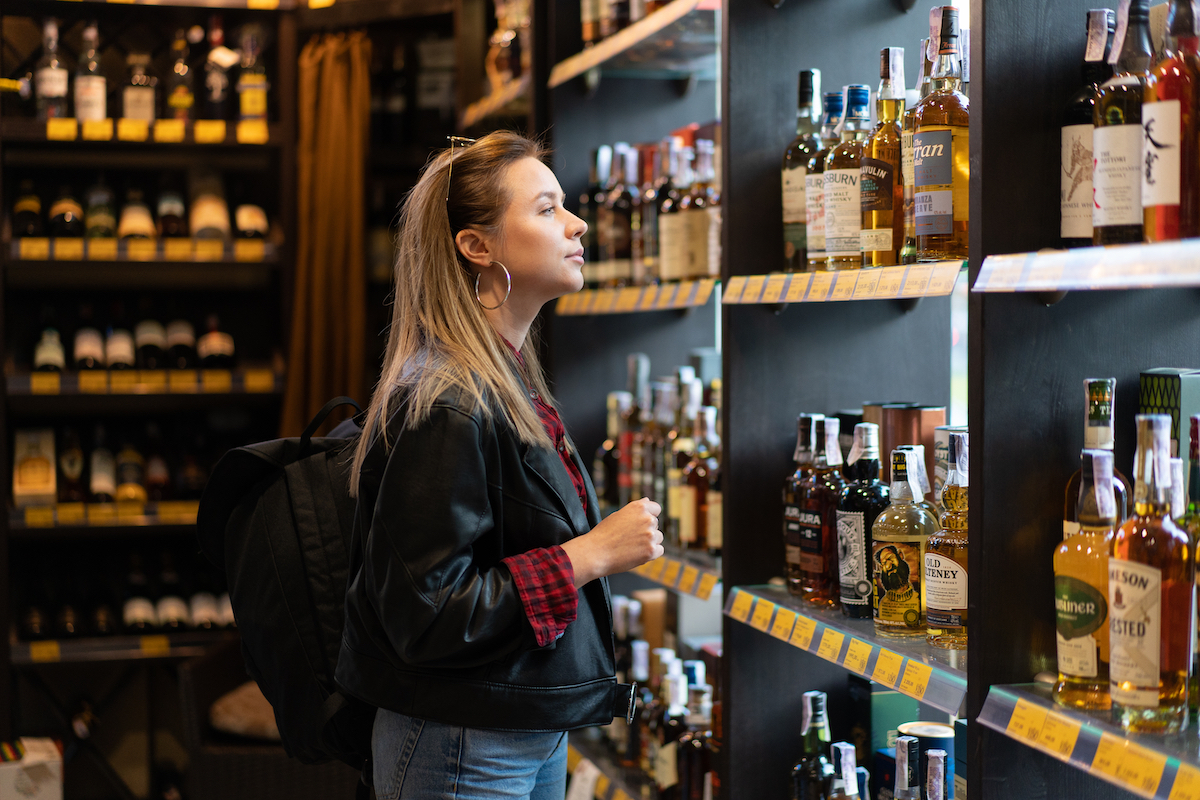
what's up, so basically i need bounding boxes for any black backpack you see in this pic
[196,397,375,778]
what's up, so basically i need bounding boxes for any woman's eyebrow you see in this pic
[533,190,565,204]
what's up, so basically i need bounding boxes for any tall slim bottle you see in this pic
[827,742,859,800]
[640,145,663,283]
[604,144,636,288]
[893,736,921,800]
[872,449,938,637]
[581,146,611,289]
[790,690,833,800]
[926,432,968,649]
[659,146,693,282]
[594,391,632,517]
[35,19,69,120]
[795,417,846,607]
[901,39,933,264]
[913,7,970,261]
[618,353,650,507]
[1064,378,1133,531]
[783,69,822,272]
[1143,0,1200,242]
[682,140,716,279]
[682,406,720,552]
[1093,0,1154,245]
[806,92,845,271]
[1062,10,1117,248]
[861,48,906,267]
[925,750,949,800]
[1110,414,1193,734]
[1179,416,1200,712]
[75,23,107,123]
[836,423,891,618]
[824,85,872,271]
[785,413,823,596]
[1054,449,1119,710]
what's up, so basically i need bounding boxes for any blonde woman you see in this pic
[337,131,663,800]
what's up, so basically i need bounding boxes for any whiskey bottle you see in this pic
[579,147,610,288]
[783,69,821,272]
[158,189,188,239]
[58,427,86,503]
[622,640,651,767]
[797,417,847,607]
[861,49,906,267]
[893,735,921,800]
[901,39,933,263]
[1054,449,1118,710]
[1064,378,1133,533]
[135,320,166,369]
[237,25,269,123]
[837,423,891,618]
[655,137,683,281]
[115,437,148,504]
[638,144,663,283]
[594,391,632,517]
[1180,417,1200,713]
[676,685,714,800]
[165,31,195,121]
[123,54,157,122]
[144,423,170,502]
[117,189,156,240]
[1062,10,1116,248]
[123,552,158,632]
[914,6,970,261]
[49,187,84,238]
[806,91,844,270]
[667,371,699,544]
[34,19,69,120]
[649,382,677,509]
[681,139,717,278]
[203,15,239,120]
[14,181,44,238]
[85,181,116,239]
[75,22,107,123]
[166,319,198,370]
[619,354,650,506]
[157,551,191,630]
[1111,414,1194,733]
[827,742,859,800]
[824,85,872,271]
[604,144,636,288]
[189,170,232,240]
[872,449,938,637]
[1143,0,1200,242]
[106,327,135,370]
[34,329,65,373]
[89,425,116,504]
[926,431,968,649]
[1093,0,1153,245]
[896,443,939,520]
[682,406,721,552]
[660,145,694,282]
[790,691,833,800]
[784,413,822,596]
[74,324,104,370]
[925,750,948,800]
[198,314,235,370]
[650,671,689,790]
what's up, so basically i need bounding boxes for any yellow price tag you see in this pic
[87,504,117,525]
[673,280,697,308]
[236,120,270,144]
[876,266,906,297]
[88,238,117,260]
[30,641,61,663]
[78,371,109,394]
[140,636,172,657]
[741,275,767,303]
[807,271,834,301]
[595,289,619,313]
[638,285,660,310]
[139,370,167,393]
[127,239,157,261]
[901,265,932,296]
[81,119,113,141]
[696,573,719,601]
[661,559,683,587]
[194,239,225,261]
[153,119,186,142]
[23,506,54,528]
[829,271,858,301]
[693,278,717,306]
[248,0,281,7]
[615,287,641,312]
[117,118,149,141]
[784,272,812,302]
[202,370,234,393]
[769,607,797,640]
[852,269,881,299]
[243,369,276,393]
[46,118,78,141]
[117,501,145,520]
[566,745,582,775]
[749,599,775,631]
[677,565,700,595]
[843,639,872,674]
[194,120,227,144]
[235,239,266,262]
[593,774,610,799]
[871,649,903,687]
[18,238,50,260]
[728,590,754,622]
[1036,713,1080,760]
[1005,698,1047,744]
[109,370,138,393]
[789,615,817,649]
[722,275,747,303]
[1170,763,1200,800]
[655,284,678,309]
[169,370,198,393]
[1091,733,1166,799]
[762,274,788,304]
[164,238,194,261]
[644,557,667,581]
[815,628,845,662]
[53,238,84,260]
[898,661,933,700]
[56,502,85,525]
[30,372,60,395]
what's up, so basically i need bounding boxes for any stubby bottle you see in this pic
[872,449,938,637]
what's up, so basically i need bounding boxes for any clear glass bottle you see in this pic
[926,431,968,648]
[667,370,698,545]
[824,85,872,270]
[900,39,932,264]
[1061,10,1116,248]
[123,54,157,122]
[861,49,906,267]
[619,353,650,507]
[165,30,195,122]
[893,735,921,800]
[35,19,69,120]
[837,423,891,618]
[784,413,823,596]
[237,25,269,122]
[1064,378,1134,533]
[659,144,694,282]
[681,139,716,278]
[806,91,844,270]
[1110,414,1194,734]
[75,22,107,123]
[783,69,821,273]
[913,7,970,261]
[683,406,720,552]
[790,690,833,800]
[872,448,938,637]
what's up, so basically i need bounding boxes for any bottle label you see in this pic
[860,228,893,252]
[90,450,116,496]
[1056,631,1099,679]
[684,208,710,278]
[123,597,158,628]
[157,596,190,625]
[655,740,679,789]
[902,128,915,189]
[707,490,722,548]
[913,129,954,235]
[239,74,269,120]
[74,329,104,364]
[36,67,69,99]
[804,173,826,252]
[75,75,107,121]
[198,331,235,359]
[860,157,895,213]
[836,510,871,607]
[1142,100,1181,208]
[123,86,156,121]
[823,169,861,258]
[1109,559,1162,706]
[667,468,684,520]
[925,551,968,626]
[1061,123,1095,238]
[191,195,231,238]
[915,190,953,235]
[873,541,923,627]
[1093,124,1144,227]
[60,448,84,482]
[659,213,689,280]
[783,167,808,223]
[168,86,195,112]
[1062,520,1082,539]
[50,198,83,222]
[1056,574,1107,641]
[678,485,697,543]
[707,205,721,277]
[785,505,824,571]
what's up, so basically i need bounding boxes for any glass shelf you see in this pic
[723,262,963,305]
[461,75,531,129]
[974,241,1200,293]
[548,0,719,88]
[628,547,720,601]
[556,278,716,315]
[979,682,1200,800]
[723,585,967,716]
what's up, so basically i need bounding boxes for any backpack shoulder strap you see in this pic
[300,397,362,455]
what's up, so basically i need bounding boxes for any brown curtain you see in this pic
[281,31,372,436]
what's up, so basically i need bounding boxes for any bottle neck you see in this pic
[889,477,914,502]
[796,101,817,135]
[1134,446,1171,514]
[1165,0,1199,56]
[841,108,872,141]
[930,48,962,91]
[802,715,830,756]
[847,456,881,483]
[876,92,904,125]
[1118,10,1154,73]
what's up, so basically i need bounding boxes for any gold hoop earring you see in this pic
[476,261,511,310]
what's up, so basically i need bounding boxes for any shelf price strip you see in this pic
[554,279,716,316]
[628,555,720,601]
[721,263,963,305]
[974,242,1200,293]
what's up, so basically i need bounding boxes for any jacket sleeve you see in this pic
[362,403,540,668]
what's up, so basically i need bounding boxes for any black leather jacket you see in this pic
[336,383,628,732]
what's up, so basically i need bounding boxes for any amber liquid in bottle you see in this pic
[862,48,906,268]
[785,414,821,596]
[795,417,846,607]
[872,450,938,637]
[824,85,872,271]
[783,69,821,273]
[926,432,968,649]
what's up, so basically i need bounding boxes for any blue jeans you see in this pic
[372,708,567,800]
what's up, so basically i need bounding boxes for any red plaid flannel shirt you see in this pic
[499,339,587,646]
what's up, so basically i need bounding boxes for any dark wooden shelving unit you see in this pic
[11,631,236,667]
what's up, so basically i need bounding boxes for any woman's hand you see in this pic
[560,499,663,588]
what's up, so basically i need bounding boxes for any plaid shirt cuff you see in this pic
[503,545,578,647]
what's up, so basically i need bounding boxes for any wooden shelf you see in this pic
[555,278,716,315]
[724,585,967,716]
[628,547,720,601]
[974,240,1200,293]
[723,262,963,306]
[978,683,1200,800]
[567,730,656,800]
[11,631,234,666]
[460,74,531,129]
[548,0,719,88]
[0,118,282,147]
[10,500,199,534]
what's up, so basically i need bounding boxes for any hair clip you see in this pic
[446,135,477,202]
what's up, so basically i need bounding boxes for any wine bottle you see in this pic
[75,22,107,123]
[49,186,84,238]
[89,425,116,504]
[166,320,198,370]
[197,314,235,369]
[14,181,44,238]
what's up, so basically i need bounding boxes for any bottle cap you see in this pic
[848,422,880,465]
[948,432,969,483]
[1081,449,1117,521]
[1083,378,1116,450]
[833,742,859,796]
[847,84,871,109]
[896,735,920,791]
[798,69,821,105]
[822,90,844,116]
[816,417,843,467]
[801,690,826,734]
[898,444,932,495]
[795,413,823,462]
[926,749,948,800]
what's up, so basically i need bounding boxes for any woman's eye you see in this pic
[541,206,556,215]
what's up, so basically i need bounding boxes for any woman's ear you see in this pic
[455,228,494,270]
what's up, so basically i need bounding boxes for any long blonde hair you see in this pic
[349,131,558,496]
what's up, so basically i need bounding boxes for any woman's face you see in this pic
[488,157,588,305]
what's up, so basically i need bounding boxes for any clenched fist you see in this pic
[560,498,664,588]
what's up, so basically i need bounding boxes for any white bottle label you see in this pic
[123,85,156,121]
[823,168,861,258]
[902,129,915,189]
[783,167,808,223]
[707,205,721,277]
[1093,124,1144,227]
[805,173,825,253]
[91,450,115,496]
[75,75,107,121]
[678,485,697,543]
[1142,100,1182,208]
[667,468,684,520]
[659,213,689,280]
[684,208,709,278]
[707,490,722,548]
[860,228,893,252]
[655,740,679,790]
[1056,631,1099,678]
[836,510,871,607]
[1109,559,1162,706]
[36,67,69,99]
[925,552,968,609]
[1061,123,1094,239]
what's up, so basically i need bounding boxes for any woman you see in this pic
[336,131,664,800]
